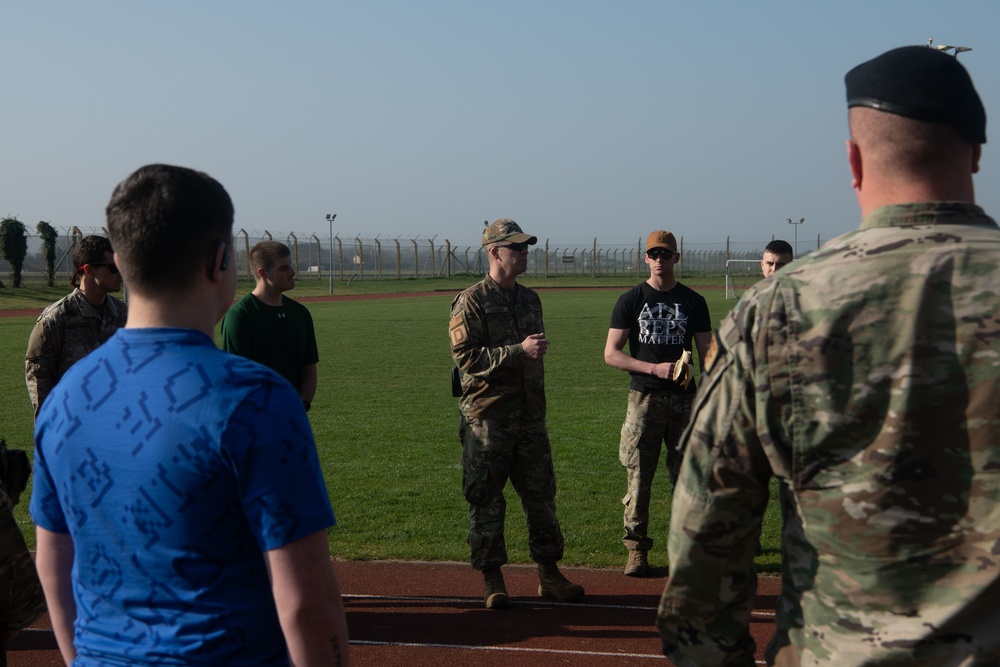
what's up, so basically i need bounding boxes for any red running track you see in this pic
[8,560,779,666]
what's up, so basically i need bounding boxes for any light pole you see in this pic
[787,218,804,257]
[326,213,336,295]
[927,38,972,58]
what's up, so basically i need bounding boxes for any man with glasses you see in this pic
[25,234,127,419]
[450,218,584,609]
[604,231,711,577]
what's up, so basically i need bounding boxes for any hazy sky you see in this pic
[3,1,998,251]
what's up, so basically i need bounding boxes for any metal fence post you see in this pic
[336,236,344,281]
[355,236,364,281]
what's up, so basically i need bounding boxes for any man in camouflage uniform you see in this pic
[658,46,1000,666]
[25,235,126,419]
[449,218,584,609]
[604,231,712,577]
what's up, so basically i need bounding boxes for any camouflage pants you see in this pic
[459,415,565,571]
[0,489,46,655]
[619,389,692,552]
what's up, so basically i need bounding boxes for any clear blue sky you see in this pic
[2,1,998,250]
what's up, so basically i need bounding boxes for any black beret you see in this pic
[845,45,986,144]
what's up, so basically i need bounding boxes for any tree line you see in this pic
[0,217,59,288]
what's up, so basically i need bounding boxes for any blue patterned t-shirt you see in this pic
[31,328,336,667]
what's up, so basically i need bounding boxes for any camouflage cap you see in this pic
[482,219,538,247]
[646,230,677,253]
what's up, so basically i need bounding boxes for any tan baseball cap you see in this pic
[482,219,538,247]
[646,230,677,253]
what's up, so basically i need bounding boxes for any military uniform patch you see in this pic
[449,315,469,347]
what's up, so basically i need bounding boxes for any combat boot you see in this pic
[624,550,650,577]
[483,566,509,609]
[537,563,584,602]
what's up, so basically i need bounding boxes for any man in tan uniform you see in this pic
[450,219,584,609]
[25,235,126,418]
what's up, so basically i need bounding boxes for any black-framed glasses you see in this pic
[88,262,120,274]
[646,249,675,260]
[501,242,529,252]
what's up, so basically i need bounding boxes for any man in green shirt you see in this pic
[221,241,318,412]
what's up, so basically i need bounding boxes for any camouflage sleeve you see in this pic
[449,292,523,378]
[656,301,774,667]
[24,315,62,417]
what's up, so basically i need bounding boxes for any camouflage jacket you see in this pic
[449,275,546,421]
[657,202,1000,666]
[25,288,127,417]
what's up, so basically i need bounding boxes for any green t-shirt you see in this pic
[220,293,319,392]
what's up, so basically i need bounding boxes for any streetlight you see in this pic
[326,213,336,295]
[787,218,804,257]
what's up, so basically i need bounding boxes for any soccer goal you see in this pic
[725,259,761,299]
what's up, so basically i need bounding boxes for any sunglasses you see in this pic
[88,262,120,274]
[646,249,675,260]
[70,262,120,288]
[501,242,529,252]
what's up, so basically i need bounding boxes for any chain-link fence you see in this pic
[1,226,828,283]
[236,231,825,281]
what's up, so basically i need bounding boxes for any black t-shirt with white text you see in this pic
[609,281,711,393]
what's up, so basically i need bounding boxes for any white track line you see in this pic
[347,592,771,664]
[352,639,666,660]
[14,604,771,665]
[344,593,776,620]
[346,592,653,611]
[352,639,767,665]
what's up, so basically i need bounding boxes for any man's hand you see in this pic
[521,333,549,360]
[649,362,674,380]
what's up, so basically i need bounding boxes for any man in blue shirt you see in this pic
[31,164,350,666]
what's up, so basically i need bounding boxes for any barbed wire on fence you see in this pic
[1,228,826,282]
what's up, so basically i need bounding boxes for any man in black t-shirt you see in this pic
[604,230,711,577]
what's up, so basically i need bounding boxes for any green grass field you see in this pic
[0,274,781,572]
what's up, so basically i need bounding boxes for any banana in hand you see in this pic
[671,349,694,390]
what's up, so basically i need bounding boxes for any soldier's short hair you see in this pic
[249,241,291,274]
[764,240,793,258]
[72,235,113,269]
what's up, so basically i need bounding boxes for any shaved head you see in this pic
[849,107,977,181]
